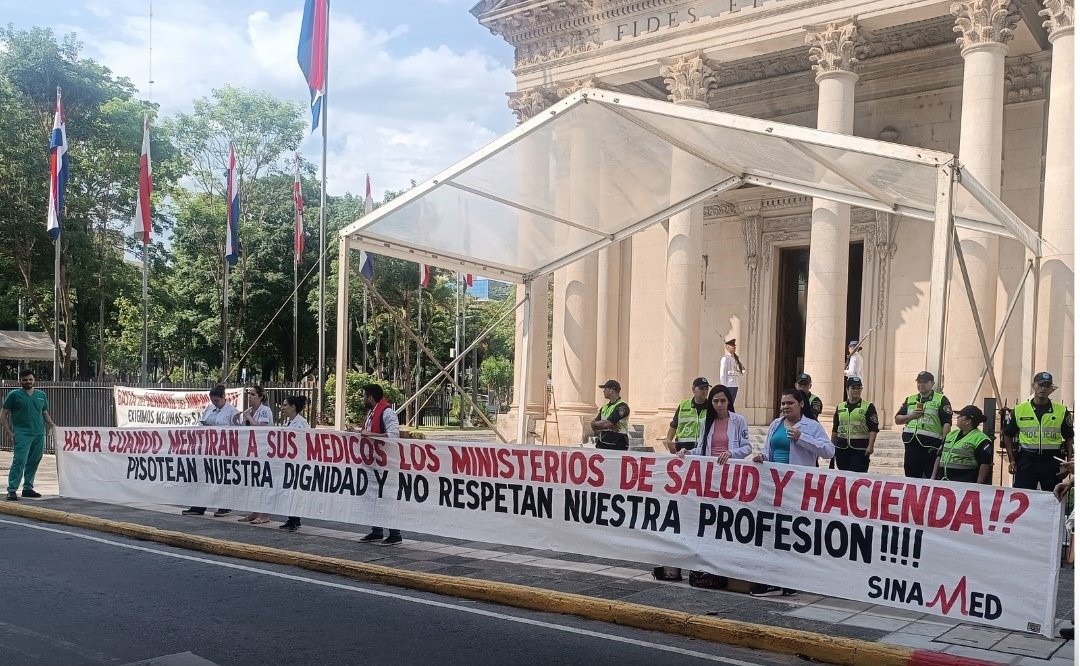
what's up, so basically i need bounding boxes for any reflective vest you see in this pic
[599,399,629,434]
[903,392,946,440]
[940,428,991,473]
[675,399,708,443]
[836,400,871,443]
[1013,401,1066,452]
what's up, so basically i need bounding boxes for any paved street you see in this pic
[0,515,804,666]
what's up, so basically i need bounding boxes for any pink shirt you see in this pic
[709,416,730,455]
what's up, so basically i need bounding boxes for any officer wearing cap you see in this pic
[795,374,823,421]
[591,380,631,450]
[831,377,879,473]
[719,339,745,409]
[932,405,994,484]
[895,371,953,478]
[662,377,711,453]
[1003,372,1074,490]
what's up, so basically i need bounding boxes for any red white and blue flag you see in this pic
[359,173,375,279]
[420,264,431,288]
[297,0,328,132]
[293,153,304,262]
[133,114,152,244]
[46,88,68,241]
[225,145,240,267]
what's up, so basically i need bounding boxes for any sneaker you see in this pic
[381,534,402,545]
[212,509,232,517]
[21,489,41,498]
[279,519,301,532]
[5,492,17,501]
[359,531,384,543]
[181,507,205,516]
[750,584,784,597]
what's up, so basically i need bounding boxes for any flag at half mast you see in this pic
[225,145,240,266]
[133,114,152,244]
[297,0,328,132]
[47,88,69,240]
[293,153,304,262]
[359,173,375,279]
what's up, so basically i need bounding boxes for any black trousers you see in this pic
[835,446,871,473]
[728,387,739,410]
[903,440,940,479]
[596,439,629,451]
[1013,453,1061,491]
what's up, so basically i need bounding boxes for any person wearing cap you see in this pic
[1002,372,1074,490]
[592,380,630,450]
[895,371,953,479]
[662,377,711,453]
[795,373,823,421]
[718,339,746,408]
[932,405,994,484]
[831,377,879,473]
[844,341,864,389]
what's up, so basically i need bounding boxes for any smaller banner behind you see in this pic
[56,427,1062,636]
[113,387,244,427]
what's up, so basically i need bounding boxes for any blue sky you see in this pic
[2,0,517,198]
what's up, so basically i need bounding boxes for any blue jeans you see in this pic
[8,432,45,493]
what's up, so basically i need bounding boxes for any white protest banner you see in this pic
[113,387,244,427]
[55,427,1062,636]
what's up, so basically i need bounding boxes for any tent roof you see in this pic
[339,88,1041,284]
[0,331,76,361]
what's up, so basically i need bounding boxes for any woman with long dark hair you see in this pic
[677,384,751,462]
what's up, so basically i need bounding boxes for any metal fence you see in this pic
[0,381,316,453]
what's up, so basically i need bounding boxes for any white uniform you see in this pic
[719,353,744,388]
[845,351,864,379]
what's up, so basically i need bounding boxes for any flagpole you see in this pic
[141,2,153,383]
[293,242,299,383]
[454,272,462,428]
[315,1,329,422]
[53,233,61,381]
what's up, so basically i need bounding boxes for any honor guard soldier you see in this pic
[592,380,630,450]
[831,377,879,473]
[662,377,710,453]
[1003,372,1074,490]
[719,339,745,408]
[932,405,994,484]
[895,371,953,478]
[795,373,823,421]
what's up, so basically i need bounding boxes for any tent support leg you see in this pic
[952,230,1003,407]
[969,259,1034,404]
[925,161,955,384]
[515,279,533,446]
[334,241,351,428]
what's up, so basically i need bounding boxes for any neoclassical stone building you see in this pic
[470,0,1073,443]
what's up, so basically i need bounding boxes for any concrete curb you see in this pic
[0,502,1000,666]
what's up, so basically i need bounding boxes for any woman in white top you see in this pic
[680,384,752,462]
[238,385,274,524]
[278,395,309,532]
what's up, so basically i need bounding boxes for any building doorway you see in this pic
[772,243,864,407]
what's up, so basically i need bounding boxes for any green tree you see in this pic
[479,356,513,413]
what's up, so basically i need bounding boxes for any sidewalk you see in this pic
[4,451,1075,665]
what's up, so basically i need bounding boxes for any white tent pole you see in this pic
[924,161,955,384]
[515,278,533,445]
[333,239,350,428]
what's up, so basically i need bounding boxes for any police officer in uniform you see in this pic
[1003,372,1074,490]
[895,371,953,479]
[831,377,878,473]
[932,405,994,484]
[592,380,630,450]
[662,377,710,453]
[795,373,823,421]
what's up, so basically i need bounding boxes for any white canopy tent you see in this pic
[0,331,76,361]
[336,88,1042,442]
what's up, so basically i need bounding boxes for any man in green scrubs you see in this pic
[1,370,56,500]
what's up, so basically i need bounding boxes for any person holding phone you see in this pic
[182,384,239,517]
[895,371,953,479]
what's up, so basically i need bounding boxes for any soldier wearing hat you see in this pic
[1003,372,1074,490]
[831,376,879,473]
[895,371,953,478]
[844,340,864,389]
[662,377,711,453]
[932,405,994,484]
[591,380,630,450]
[719,339,745,409]
[795,373,823,421]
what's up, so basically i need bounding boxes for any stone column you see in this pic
[802,20,864,409]
[505,86,557,441]
[657,52,714,408]
[1037,0,1074,403]
[946,0,1018,395]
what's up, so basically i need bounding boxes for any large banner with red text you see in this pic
[113,387,244,427]
[56,426,1062,635]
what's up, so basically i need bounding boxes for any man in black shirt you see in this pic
[592,380,630,450]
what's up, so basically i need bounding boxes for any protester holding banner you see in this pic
[831,377,878,473]
[278,395,310,533]
[750,388,834,596]
[2,369,56,501]
[931,405,994,484]
[238,385,275,524]
[182,384,240,517]
[358,384,403,545]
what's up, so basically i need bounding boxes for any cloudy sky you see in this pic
[2,0,517,199]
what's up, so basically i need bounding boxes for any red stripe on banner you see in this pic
[906,649,1005,666]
